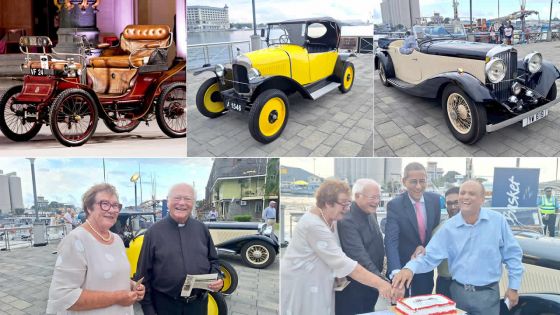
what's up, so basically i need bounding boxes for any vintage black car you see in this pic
[375,24,560,144]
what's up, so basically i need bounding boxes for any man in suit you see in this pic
[384,162,441,296]
[336,179,386,315]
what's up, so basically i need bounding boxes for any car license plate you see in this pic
[30,68,47,76]
[225,98,243,112]
[522,109,548,127]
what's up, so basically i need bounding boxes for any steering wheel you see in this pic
[279,34,289,44]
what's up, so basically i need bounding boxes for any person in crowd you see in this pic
[393,180,524,315]
[63,208,74,234]
[208,208,218,222]
[262,201,277,227]
[499,22,505,43]
[489,23,496,43]
[335,179,387,315]
[399,31,418,54]
[136,183,223,315]
[384,162,441,296]
[47,183,145,314]
[504,21,515,45]
[538,186,558,237]
[281,179,402,315]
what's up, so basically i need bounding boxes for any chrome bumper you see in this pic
[486,98,560,133]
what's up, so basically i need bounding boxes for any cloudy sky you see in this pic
[372,0,560,24]
[189,0,374,24]
[0,158,214,209]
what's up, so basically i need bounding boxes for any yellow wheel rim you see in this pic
[208,294,219,315]
[220,266,231,292]
[258,97,286,137]
[343,66,354,90]
[203,83,225,113]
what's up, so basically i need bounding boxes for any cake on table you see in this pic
[395,294,456,315]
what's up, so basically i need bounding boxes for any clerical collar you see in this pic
[178,223,185,227]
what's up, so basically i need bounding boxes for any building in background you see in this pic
[335,158,402,189]
[0,171,24,214]
[280,166,323,195]
[380,0,421,28]
[187,5,230,31]
[426,161,444,184]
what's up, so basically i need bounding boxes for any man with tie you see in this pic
[336,179,386,315]
[384,162,441,296]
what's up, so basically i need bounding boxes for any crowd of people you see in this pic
[280,162,525,315]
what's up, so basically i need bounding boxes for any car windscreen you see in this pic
[268,23,306,46]
[413,24,466,40]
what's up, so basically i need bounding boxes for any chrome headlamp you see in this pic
[247,68,261,81]
[214,64,225,77]
[524,52,542,74]
[511,82,522,95]
[485,58,506,83]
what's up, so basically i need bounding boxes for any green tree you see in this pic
[14,208,25,215]
[265,158,279,197]
[442,171,462,184]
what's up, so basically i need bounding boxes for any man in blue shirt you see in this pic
[262,201,277,227]
[399,31,418,54]
[392,180,523,315]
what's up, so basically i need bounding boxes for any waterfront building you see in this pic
[334,158,402,189]
[380,0,421,28]
[187,5,230,31]
[0,171,24,214]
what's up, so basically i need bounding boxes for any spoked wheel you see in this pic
[379,62,391,87]
[196,77,226,118]
[442,85,486,144]
[0,85,43,141]
[219,260,238,295]
[49,89,99,147]
[156,82,186,138]
[103,115,141,133]
[338,62,355,93]
[240,240,276,269]
[248,89,289,143]
[208,291,228,315]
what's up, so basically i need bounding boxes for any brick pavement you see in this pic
[0,241,278,315]
[187,55,373,157]
[374,41,560,157]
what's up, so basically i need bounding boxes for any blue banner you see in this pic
[492,168,540,208]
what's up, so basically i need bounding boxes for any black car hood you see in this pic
[420,40,496,60]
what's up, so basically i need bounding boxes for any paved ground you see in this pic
[0,78,186,157]
[0,241,278,315]
[374,41,560,157]
[187,55,374,157]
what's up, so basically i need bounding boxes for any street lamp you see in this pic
[26,158,38,220]
[130,173,140,211]
[548,0,554,41]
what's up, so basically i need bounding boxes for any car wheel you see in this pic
[0,85,43,141]
[338,62,355,93]
[196,77,226,118]
[219,260,238,295]
[156,82,186,138]
[248,89,289,143]
[208,291,228,315]
[49,89,99,147]
[547,83,557,101]
[103,118,141,133]
[240,240,276,269]
[379,62,391,87]
[442,85,487,144]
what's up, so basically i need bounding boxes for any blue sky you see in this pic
[372,0,560,24]
[0,158,214,209]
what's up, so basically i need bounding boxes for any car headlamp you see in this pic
[485,58,506,83]
[215,64,225,77]
[511,82,522,95]
[524,52,542,74]
[248,68,261,81]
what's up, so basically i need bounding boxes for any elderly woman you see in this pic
[281,179,400,315]
[47,183,145,314]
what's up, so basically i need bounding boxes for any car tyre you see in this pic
[208,291,228,315]
[338,62,355,93]
[240,240,276,269]
[248,89,289,143]
[156,82,186,138]
[196,77,226,118]
[219,260,238,295]
[0,85,43,141]
[103,118,140,133]
[379,62,391,87]
[49,89,99,147]
[442,85,486,144]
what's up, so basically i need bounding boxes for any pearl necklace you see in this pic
[86,219,113,242]
[318,208,335,231]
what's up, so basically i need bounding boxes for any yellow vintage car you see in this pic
[195,17,356,143]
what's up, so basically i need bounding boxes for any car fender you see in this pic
[419,72,495,104]
[215,234,279,254]
[251,75,311,100]
[374,50,395,79]
[338,52,357,62]
[193,65,218,76]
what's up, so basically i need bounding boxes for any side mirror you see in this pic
[260,28,265,38]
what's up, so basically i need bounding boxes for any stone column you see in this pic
[55,0,100,53]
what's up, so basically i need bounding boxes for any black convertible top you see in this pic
[270,16,340,25]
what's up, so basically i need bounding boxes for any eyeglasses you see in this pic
[406,179,427,186]
[335,201,351,207]
[97,200,122,211]
[171,196,194,203]
[446,200,459,208]
[360,193,381,201]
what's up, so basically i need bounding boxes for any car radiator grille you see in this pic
[491,50,518,103]
[232,64,250,93]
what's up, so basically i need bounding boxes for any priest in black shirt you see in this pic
[136,183,223,315]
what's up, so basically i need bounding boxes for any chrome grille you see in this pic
[232,64,249,93]
[491,49,518,102]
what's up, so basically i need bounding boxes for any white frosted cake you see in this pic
[395,294,456,315]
